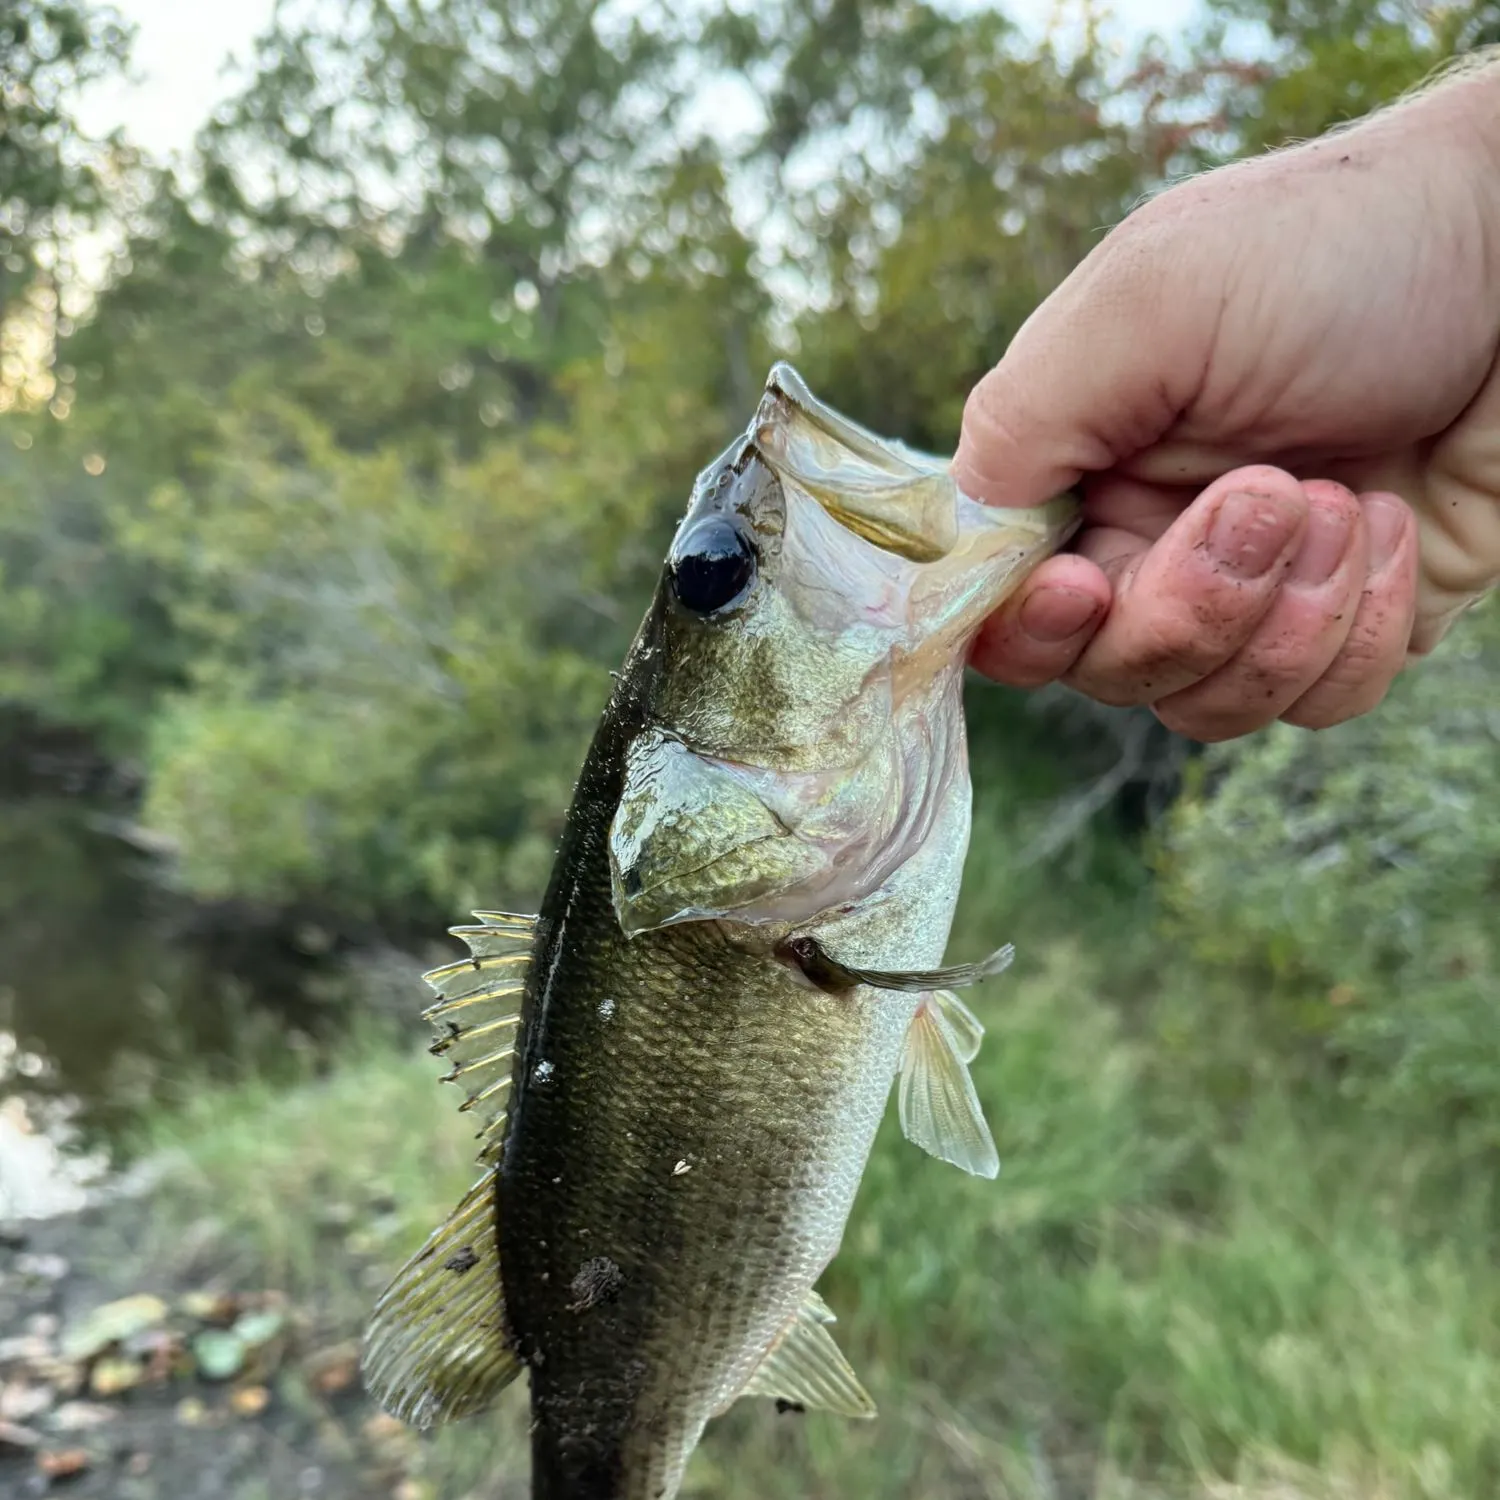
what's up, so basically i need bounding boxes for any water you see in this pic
[0,753,361,1216]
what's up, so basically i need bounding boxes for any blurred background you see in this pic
[1,1,1498,1496]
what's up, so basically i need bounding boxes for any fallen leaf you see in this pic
[361,1412,407,1445]
[229,1384,270,1418]
[36,1447,91,1479]
[89,1357,144,1397]
[191,1330,246,1382]
[175,1396,209,1427]
[231,1309,286,1351]
[303,1342,359,1396]
[29,1359,83,1397]
[59,1295,169,1362]
[177,1291,239,1325]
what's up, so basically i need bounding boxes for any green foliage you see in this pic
[0,0,131,330]
[1159,600,1500,1123]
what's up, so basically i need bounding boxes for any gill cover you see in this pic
[608,363,1076,939]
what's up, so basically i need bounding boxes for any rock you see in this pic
[0,1419,41,1451]
[49,1402,116,1432]
[0,1335,49,1365]
[14,1254,68,1282]
[0,1382,53,1423]
[190,1330,245,1382]
[35,1447,91,1480]
[88,1357,144,1397]
[59,1295,169,1362]
[228,1384,270,1418]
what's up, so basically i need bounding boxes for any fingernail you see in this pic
[1289,504,1352,585]
[1018,585,1102,644]
[1365,495,1407,570]
[1208,490,1304,578]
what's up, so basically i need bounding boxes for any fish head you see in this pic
[609,362,1078,938]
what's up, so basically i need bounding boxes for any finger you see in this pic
[1150,481,1366,742]
[969,554,1110,688]
[951,211,1214,509]
[1282,492,1418,728]
[1063,466,1310,707]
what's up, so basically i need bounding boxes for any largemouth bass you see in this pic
[362,365,1077,1499]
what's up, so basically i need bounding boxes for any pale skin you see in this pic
[955,58,1500,743]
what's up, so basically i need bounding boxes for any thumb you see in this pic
[951,213,1215,510]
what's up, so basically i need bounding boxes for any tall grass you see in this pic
[131,788,1500,1500]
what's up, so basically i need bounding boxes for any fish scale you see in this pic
[361,364,1078,1499]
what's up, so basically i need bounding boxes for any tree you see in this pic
[0,1,131,383]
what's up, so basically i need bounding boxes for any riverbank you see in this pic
[8,935,1500,1500]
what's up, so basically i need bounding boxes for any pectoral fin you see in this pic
[733,1289,876,1420]
[782,934,1014,995]
[898,997,1001,1179]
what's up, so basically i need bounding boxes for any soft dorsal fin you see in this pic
[360,911,538,1429]
[736,1289,877,1420]
[423,910,536,1166]
[361,1171,523,1427]
[898,996,1000,1179]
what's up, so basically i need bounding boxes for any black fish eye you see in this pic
[669,518,756,615]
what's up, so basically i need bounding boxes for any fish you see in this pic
[361,363,1077,1499]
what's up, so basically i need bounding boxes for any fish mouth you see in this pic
[747,365,962,564]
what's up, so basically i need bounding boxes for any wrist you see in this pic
[1376,50,1500,272]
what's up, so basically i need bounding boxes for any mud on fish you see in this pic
[361,364,1078,1499]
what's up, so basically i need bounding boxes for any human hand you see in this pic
[954,60,1500,742]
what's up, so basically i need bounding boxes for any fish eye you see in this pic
[669,518,756,616]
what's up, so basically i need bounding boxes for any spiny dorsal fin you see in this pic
[899,997,1000,1180]
[737,1289,876,1420]
[361,1171,522,1428]
[422,910,536,1167]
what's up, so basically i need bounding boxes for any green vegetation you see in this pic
[4,0,1500,1496]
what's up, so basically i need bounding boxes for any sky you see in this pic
[78,0,1206,160]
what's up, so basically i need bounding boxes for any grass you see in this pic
[128,800,1500,1500]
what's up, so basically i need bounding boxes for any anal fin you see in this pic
[736,1289,876,1420]
[899,995,1000,1179]
[361,1171,522,1428]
